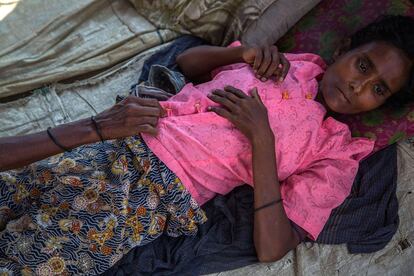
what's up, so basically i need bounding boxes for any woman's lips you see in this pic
[336,86,351,104]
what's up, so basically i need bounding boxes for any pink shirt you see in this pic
[142,42,374,240]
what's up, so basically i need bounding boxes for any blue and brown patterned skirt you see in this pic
[0,136,207,275]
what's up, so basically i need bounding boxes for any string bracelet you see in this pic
[254,198,283,212]
[47,127,71,152]
[91,116,104,143]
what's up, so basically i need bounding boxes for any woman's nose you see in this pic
[349,80,364,95]
[349,81,358,94]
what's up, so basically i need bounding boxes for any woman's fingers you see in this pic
[249,45,290,82]
[223,86,247,99]
[137,124,158,136]
[208,91,239,112]
[124,105,163,117]
[120,96,166,117]
[279,54,291,81]
[210,86,248,106]
[208,106,234,122]
[251,87,264,104]
[257,47,272,80]
[211,89,239,103]
[253,48,263,72]
[123,96,166,117]
[135,116,158,127]
[263,47,280,79]
[208,87,243,114]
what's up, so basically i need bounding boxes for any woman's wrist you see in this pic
[251,129,275,148]
[52,118,101,149]
[71,118,102,145]
[234,46,247,63]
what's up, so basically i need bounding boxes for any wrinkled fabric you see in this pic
[131,65,186,101]
[103,185,257,276]
[316,143,399,253]
[142,41,374,239]
[0,136,206,275]
[128,0,276,46]
[0,0,177,99]
[103,143,399,276]
[137,35,207,85]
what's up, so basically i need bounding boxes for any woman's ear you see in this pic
[332,38,352,62]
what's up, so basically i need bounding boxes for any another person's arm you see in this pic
[176,44,290,84]
[208,86,300,262]
[0,96,165,172]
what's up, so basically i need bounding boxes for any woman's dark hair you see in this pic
[349,15,414,108]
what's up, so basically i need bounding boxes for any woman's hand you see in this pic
[207,86,298,262]
[207,86,274,143]
[94,96,166,139]
[242,45,290,83]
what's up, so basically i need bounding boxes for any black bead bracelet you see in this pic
[254,198,283,212]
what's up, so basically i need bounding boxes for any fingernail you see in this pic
[279,77,284,83]
[261,77,267,82]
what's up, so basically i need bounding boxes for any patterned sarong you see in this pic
[0,136,206,275]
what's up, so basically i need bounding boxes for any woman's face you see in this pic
[320,41,412,114]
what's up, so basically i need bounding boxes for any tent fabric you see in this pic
[0,0,321,99]
[0,0,178,99]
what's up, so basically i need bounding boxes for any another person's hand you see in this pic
[94,96,166,139]
[241,45,290,83]
[207,86,274,143]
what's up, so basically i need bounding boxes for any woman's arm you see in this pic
[176,45,244,83]
[251,133,300,262]
[208,86,299,262]
[0,96,165,172]
[176,44,290,84]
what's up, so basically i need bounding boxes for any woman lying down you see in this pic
[0,15,413,275]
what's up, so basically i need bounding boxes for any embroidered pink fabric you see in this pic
[142,41,374,240]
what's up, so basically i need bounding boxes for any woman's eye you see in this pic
[359,59,368,73]
[373,84,385,96]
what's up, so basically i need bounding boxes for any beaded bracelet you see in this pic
[91,116,104,143]
[47,127,71,152]
[254,198,283,212]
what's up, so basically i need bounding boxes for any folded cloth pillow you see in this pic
[242,0,321,47]
[277,0,414,152]
[129,0,274,45]
[129,0,320,46]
